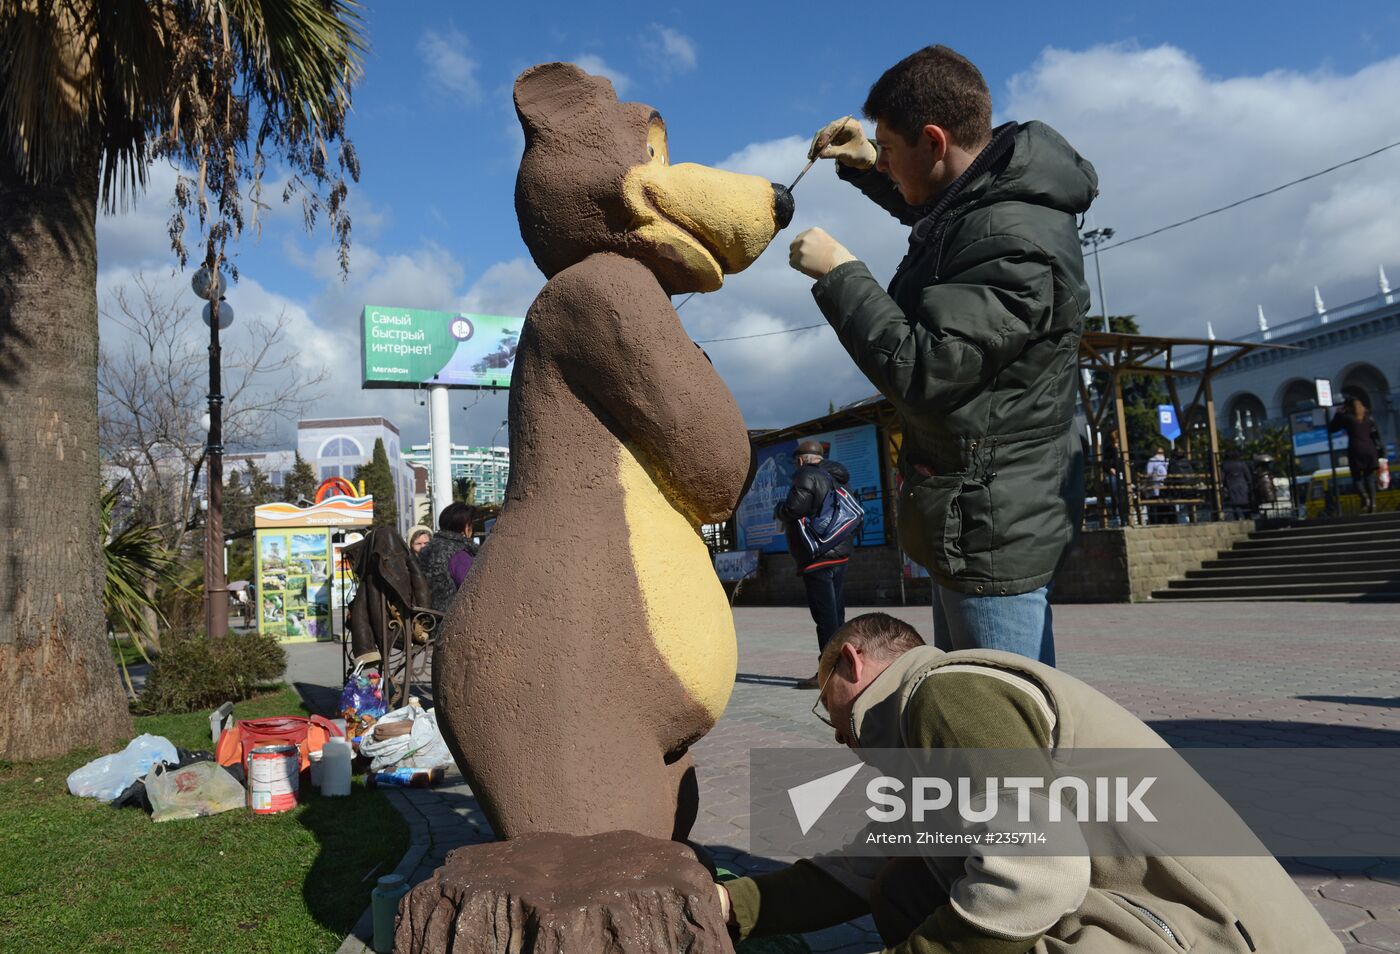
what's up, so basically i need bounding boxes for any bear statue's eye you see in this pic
[648,145,656,158]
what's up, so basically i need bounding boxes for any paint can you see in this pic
[247,743,299,814]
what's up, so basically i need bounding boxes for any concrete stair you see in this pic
[1152,511,1400,602]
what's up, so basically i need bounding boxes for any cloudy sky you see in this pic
[96,1,1400,452]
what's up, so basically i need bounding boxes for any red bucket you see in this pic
[247,743,299,814]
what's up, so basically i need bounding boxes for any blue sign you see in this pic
[734,424,887,554]
[1157,405,1181,442]
[714,550,760,582]
[1292,410,1346,457]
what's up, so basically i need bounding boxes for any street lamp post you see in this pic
[193,266,233,639]
[1080,227,1115,333]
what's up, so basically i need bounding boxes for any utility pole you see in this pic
[193,265,233,639]
[1081,227,1115,333]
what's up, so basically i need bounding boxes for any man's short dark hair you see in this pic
[438,502,475,534]
[862,45,992,148]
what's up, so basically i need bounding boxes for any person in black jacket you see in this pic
[418,502,479,614]
[1220,448,1254,520]
[1329,396,1385,513]
[774,440,854,688]
[1167,447,1197,523]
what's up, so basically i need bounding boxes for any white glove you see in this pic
[808,116,876,170]
[789,227,856,280]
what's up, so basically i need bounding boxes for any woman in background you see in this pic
[1329,396,1384,514]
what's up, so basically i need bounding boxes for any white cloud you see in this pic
[97,163,181,270]
[95,45,1400,461]
[642,25,698,75]
[459,257,543,315]
[418,27,482,103]
[573,54,630,95]
[1001,44,1400,338]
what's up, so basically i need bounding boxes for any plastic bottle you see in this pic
[372,873,411,953]
[370,766,424,788]
[309,750,324,789]
[319,738,352,797]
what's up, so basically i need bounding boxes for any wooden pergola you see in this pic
[1077,331,1294,525]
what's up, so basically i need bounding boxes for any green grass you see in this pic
[109,634,149,669]
[0,687,408,953]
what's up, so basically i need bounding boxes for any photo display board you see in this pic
[255,528,333,641]
[734,423,887,554]
[253,492,372,641]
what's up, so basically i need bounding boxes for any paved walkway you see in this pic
[300,602,1400,954]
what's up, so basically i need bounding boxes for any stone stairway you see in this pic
[1152,511,1400,601]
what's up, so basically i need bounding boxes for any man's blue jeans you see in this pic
[931,583,1055,666]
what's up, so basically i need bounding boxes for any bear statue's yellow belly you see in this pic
[617,444,737,721]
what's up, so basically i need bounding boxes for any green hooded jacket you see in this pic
[812,121,1097,594]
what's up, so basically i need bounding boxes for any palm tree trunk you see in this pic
[0,148,134,760]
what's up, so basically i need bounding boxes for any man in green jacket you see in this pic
[789,46,1097,664]
[716,612,1341,953]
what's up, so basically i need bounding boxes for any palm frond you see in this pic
[0,0,102,183]
[102,486,180,647]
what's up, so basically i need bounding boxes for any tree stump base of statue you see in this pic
[394,830,733,954]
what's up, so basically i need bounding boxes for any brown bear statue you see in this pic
[434,62,794,843]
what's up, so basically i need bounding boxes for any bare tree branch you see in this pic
[99,271,330,556]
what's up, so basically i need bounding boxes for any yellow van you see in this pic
[1304,466,1400,518]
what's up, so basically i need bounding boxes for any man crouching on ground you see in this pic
[715,612,1339,953]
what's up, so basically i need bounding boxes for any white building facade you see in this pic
[1178,268,1399,472]
[402,443,511,507]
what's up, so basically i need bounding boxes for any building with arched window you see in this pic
[315,436,364,481]
[1179,268,1399,473]
[297,417,416,535]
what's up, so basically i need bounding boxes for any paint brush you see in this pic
[787,157,817,192]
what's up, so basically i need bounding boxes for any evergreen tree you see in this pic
[283,452,318,504]
[223,469,253,536]
[354,438,398,530]
[1092,315,1171,465]
[244,459,278,507]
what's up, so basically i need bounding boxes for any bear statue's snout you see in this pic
[771,183,795,231]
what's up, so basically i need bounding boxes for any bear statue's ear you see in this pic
[514,62,619,139]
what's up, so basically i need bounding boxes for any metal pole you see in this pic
[1324,411,1340,517]
[1285,412,1300,513]
[1093,242,1109,333]
[1081,227,1114,334]
[1203,375,1224,521]
[205,309,228,639]
[429,385,453,526]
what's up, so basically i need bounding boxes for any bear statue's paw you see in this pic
[395,829,733,954]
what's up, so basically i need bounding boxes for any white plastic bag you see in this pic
[358,706,453,771]
[147,761,246,822]
[67,733,179,802]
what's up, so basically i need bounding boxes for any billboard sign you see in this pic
[735,424,887,554]
[361,305,521,390]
